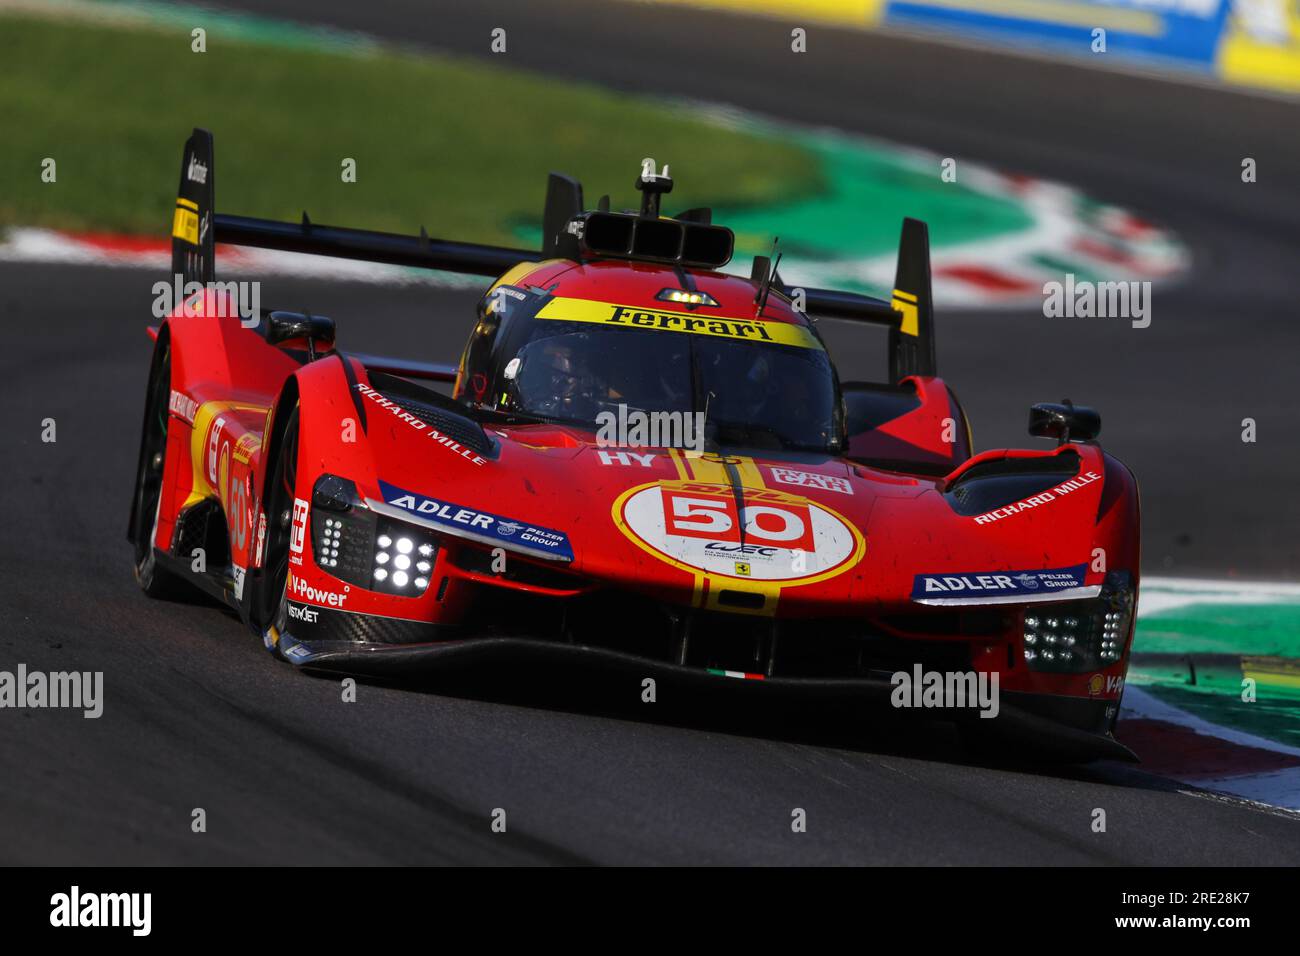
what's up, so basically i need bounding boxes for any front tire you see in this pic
[249,405,300,655]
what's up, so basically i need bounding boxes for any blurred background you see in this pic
[4,0,1297,575]
[3,0,1300,862]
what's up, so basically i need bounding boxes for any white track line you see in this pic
[1122,687,1300,760]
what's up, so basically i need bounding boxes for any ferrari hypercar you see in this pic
[129,129,1140,759]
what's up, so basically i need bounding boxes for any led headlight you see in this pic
[310,475,375,584]
[369,521,438,596]
[1098,575,1135,665]
[1023,571,1134,673]
[308,474,440,594]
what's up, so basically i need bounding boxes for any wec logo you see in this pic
[705,542,780,558]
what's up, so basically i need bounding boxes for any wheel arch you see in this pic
[243,373,302,630]
[127,323,173,547]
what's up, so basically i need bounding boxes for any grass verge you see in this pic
[0,11,822,246]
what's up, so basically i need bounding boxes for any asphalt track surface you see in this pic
[3,1,1300,865]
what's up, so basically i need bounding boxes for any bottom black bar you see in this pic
[0,867,1289,941]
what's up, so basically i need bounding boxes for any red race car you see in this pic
[129,130,1140,760]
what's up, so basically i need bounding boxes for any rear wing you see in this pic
[172,128,539,286]
[171,127,937,379]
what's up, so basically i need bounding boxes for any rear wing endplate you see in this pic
[778,218,937,379]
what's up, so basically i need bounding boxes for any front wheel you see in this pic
[248,404,300,655]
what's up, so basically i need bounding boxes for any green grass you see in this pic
[0,12,822,246]
[1134,604,1300,658]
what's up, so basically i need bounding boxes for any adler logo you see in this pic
[912,564,1088,601]
[187,155,208,184]
[380,479,575,561]
[50,886,151,936]
[923,574,1014,593]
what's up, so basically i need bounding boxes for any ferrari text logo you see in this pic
[535,297,824,350]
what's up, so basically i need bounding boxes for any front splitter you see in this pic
[276,631,1137,763]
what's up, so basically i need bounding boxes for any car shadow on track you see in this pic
[159,586,1181,794]
[312,650,1183,794]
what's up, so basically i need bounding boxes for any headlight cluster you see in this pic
[310,474,438,594]
[1023,571,1134,673]
[311,475,376,585]
[1093,572,1137,665]
[371,525,437,595]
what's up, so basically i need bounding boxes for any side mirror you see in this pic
[266,311,336,361]
[1029,400,1100,443]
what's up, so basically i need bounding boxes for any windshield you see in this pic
[503,318,840,452]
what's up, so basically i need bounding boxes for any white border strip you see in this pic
[1122,686,1300,760]
[1138,575,1300,617]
